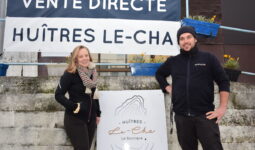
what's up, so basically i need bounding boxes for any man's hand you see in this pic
[206,91,229,123]
[165,85,172,94]
[206,106,227,123]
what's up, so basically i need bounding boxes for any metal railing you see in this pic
[3,62,130,66]
[2,62,131,74]
[241,71,255,76]
[1,62,255,76]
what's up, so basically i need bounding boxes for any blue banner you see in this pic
[7,0,180,21]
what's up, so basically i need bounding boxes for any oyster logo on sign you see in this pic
[97,90,168,150]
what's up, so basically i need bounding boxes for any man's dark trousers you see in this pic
[174,114,224,150]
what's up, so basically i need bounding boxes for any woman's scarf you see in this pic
[77,62,99,99]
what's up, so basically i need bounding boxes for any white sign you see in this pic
[5,0,181,55]
[97,90,168,150]
[4,17,180,55]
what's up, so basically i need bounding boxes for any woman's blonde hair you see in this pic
[66,45,93,73]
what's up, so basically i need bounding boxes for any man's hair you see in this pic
[177,26,197,44]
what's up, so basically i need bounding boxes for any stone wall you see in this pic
[0,76,254,150]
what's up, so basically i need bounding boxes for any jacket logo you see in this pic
[195,63,206,66]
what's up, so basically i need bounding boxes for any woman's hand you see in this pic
[165,85,172,94]
[96,117,100,125]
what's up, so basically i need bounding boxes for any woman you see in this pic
[55,45,101,150]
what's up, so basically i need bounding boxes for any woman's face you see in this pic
[77,48,90,67]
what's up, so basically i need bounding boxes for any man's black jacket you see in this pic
[155,47,230,116]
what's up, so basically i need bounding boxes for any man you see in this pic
[155,26,230,150]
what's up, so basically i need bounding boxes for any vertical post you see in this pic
[0,0,6,55]
[186,0,189,18]
[98,53,101,76]
[125,54,128,76]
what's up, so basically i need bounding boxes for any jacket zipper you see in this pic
[186,55,191,116]
[88,97,92,122]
